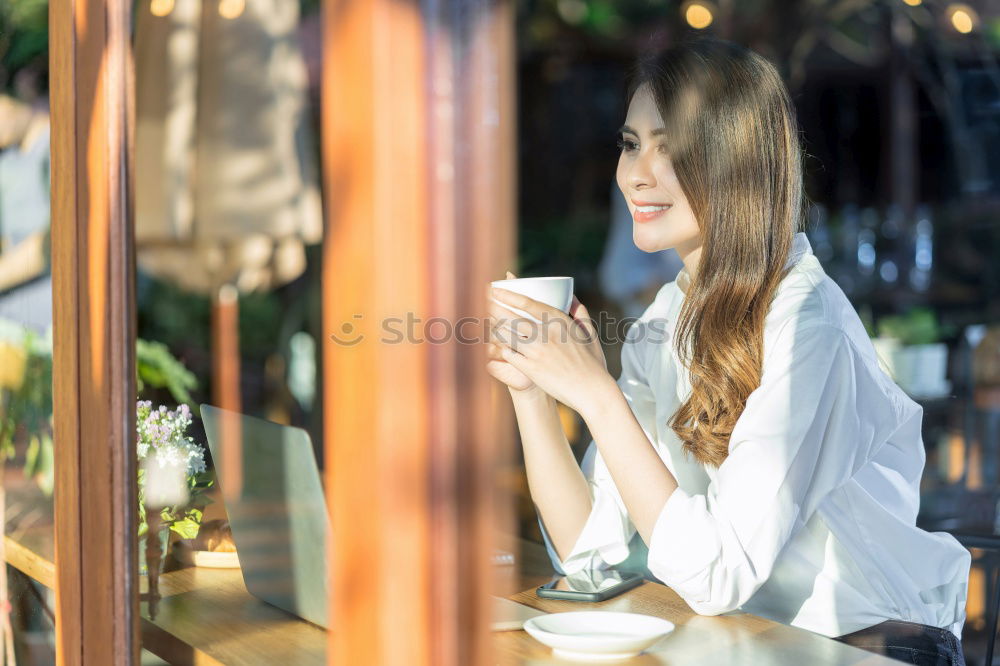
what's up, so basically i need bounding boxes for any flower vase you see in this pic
[139,526,170,576]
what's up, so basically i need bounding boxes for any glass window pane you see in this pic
[1,5,56,656]
[134,0,326,661]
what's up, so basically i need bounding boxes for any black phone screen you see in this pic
[537,569,644,601]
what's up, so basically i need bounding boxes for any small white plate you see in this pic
[523,611,674,661]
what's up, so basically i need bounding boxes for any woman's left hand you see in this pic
[488,288,614,416]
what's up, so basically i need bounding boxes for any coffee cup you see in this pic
[490,276,574,323]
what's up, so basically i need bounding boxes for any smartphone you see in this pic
[536,569,644,602]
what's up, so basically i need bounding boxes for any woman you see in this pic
[487,38,969,665]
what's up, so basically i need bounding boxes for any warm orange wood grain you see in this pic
[3,534,55,590]
[6,526,899,665]
[140,568,322,666]
[211,287,242,415]
[321,1,517,664]
[50,0,138,664]
[505,546,900,666]
[107,538,916,665]
[325,1,424,664]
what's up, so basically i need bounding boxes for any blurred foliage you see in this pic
[877,307,955,346]
[138,276,212,354]
[0,324,198,497]
[138,337,198,407]
[136,274,285,412]
[137,276,281,360]
[0,331,52,494]
[0,0,48,90]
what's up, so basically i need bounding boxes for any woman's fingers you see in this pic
[492,287,563,323]
[569,295,598,338]
[487,303,534,341]
[486,341,506,360]
[488,318,523,356]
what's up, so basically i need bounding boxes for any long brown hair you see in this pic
[626,38,807,467]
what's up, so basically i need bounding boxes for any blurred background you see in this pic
[1,0,999,663]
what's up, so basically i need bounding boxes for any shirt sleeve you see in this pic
[539,316,664,574]
[646,322,891,616]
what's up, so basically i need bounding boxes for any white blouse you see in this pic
[540,232,971,640]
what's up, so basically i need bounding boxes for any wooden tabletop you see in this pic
[140,567,326,665]
[497,580,896,665]
[4,514,900,666]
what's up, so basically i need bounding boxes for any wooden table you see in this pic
[4,518,900,666]
[498,582,896,665]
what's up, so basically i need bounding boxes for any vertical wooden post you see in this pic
[211,286,242,415]
[212,285,243,499]
[321,1,516,664]
[50,0,138,664]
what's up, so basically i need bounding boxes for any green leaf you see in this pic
[136,338,198,406]
[169,513,203,539]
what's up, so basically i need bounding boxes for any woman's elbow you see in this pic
[656,568,754,616]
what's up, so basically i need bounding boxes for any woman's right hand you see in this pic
[486,340,537,392]
[487,271,540,394]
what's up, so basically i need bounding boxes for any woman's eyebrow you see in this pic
[617,124,668,136]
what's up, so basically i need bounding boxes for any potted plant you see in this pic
[873,308,952,399]
[136,400,213,573]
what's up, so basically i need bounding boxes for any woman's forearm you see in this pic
[509,387,592,561]
[578,377,678,544]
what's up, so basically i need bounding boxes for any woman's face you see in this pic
[615,84,701,257]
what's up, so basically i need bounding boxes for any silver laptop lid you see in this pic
[200,404,329,628]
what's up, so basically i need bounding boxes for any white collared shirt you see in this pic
[540,232,970,640]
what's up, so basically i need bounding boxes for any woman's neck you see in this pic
[676,240,703,281]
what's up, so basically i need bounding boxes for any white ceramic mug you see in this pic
[490,276,574,323]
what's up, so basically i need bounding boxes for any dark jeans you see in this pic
[834,620,966,666]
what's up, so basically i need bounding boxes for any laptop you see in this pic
[201,404,544,631]
[201,404,330,628]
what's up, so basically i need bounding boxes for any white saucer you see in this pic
[523,611,674,661]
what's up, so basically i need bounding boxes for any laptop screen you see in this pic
[201,404,330,628]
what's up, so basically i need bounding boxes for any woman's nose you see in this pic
[627,152,656,190]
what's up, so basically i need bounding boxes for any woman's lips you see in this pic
[632,203,672,223]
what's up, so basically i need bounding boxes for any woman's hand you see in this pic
[488,285,614,416]
[486,272,539,394]
[486,340,537,392]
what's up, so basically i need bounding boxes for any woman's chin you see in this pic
[633,231,671,254]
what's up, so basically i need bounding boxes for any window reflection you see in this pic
[133,0,325,661]
[0,42,56,664]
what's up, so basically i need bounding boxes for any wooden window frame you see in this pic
[50,0,138,664]
[321,1,516,663]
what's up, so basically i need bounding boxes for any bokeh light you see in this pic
[150,0,174,18]
[947,4,977,33]
[685,3,714,30]
[218,0,246,20]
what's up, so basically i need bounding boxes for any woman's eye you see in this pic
[616,136,638,152]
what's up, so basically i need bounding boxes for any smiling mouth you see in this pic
[632,204,672,222]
